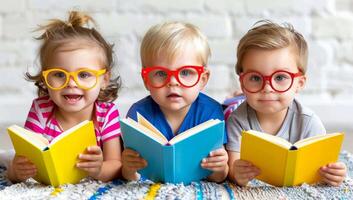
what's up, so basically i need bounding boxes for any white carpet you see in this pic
[0,151,352,200]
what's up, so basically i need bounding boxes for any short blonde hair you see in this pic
[236,20,308,75]
[140,21,211,67]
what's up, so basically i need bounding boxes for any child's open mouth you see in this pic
[167,93,181,98]
[63,95,83,104]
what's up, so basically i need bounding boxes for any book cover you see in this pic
[120,113,225,184]
[240,130,344,186]
[7,120,97,187]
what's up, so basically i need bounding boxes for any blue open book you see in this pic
[120,113,224,184]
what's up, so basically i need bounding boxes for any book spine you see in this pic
[163,145,175,183]
[43,150,60,187]
[283,149,298,186]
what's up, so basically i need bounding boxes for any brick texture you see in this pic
[0,0,352,127]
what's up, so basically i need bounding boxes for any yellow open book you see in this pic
[240,130,344,186]
[7,120,97,187]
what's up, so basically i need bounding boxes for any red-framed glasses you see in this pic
[240,70,303,93]
[142,66,205,88]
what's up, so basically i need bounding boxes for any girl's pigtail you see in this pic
[36,11,95,41]
[67,11,96,28]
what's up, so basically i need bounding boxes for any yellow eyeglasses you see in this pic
[42,68,106,90]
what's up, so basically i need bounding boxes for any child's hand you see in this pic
[201,148,228,172]
[226,89,243,99]
[319,162,346,186]
[121,148,147,181]
[232,159,260,186]
[8,155,37,182]
[76,146,103,178]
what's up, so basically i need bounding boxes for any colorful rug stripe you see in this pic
[88,179,124,200]
[224,182,236,200]
[144,183,161,200]
[193,182,203,200]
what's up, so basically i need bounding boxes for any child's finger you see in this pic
[234,159,254,167]
[242,168,260,176]
[202,160,228,171]
[79,153,103,161]
[127,161,148,169]
[123,149,140,157]
[238,167,260,177]
[203,156,227,163]
[236,164,260,173]
[77,161,101,168]
[321,166,346,177]
[17,164,36,171]
[246,172,258,180]
[18,168,37,178]
[320,176,341,187]
[326,162,346,169]
[14,156,31,164]
[124,157,148,168]
[237,172,256,181]
[86,146,102,154]
[209,148,226,156]
[122,154,141,162]
[204,166,225,172]
[21,169,37,177]
[320,170,344,183]
[124,155,146,164]
[202,160,226,168]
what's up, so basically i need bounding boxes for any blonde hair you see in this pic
[26,11,121,102]
[236,20,308,75]
[140,21,211,67]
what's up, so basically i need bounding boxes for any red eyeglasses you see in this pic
[240,70,303,93]
[141,66,205,88]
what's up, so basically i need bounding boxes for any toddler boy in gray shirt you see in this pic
[226,20,346,187]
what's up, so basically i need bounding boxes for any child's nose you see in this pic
[167,75,180,87]
[261,80,274,93]
[66,75,78,88]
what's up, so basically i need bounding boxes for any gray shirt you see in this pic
[226,99,326,152]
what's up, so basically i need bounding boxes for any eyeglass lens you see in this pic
[242,71,294,92]
[46,70,98,89]
[147,67,200,87]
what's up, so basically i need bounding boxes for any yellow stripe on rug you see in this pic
[144,183,161,200]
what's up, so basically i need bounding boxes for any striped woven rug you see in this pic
[0,151,352,200]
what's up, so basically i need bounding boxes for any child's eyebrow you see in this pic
[272,67,297,71]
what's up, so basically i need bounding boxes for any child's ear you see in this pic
[102,71,111,88]
[199,69,210,90]
[296,75,306,93]
[141,73,150,91]
[238,76,245,93]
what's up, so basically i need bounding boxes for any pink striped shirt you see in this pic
[24,96,121,146]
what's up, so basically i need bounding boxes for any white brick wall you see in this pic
[0,0,352,129]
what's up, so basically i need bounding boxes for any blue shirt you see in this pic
[126,93,227,143]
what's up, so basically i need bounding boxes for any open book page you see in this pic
[8,125,49,150]
[246,130,292,149]
[294,132,343,148]
[49,120,90,147]
[168,119,220,145]
[137,113,165,139]
[126,118,168,145]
